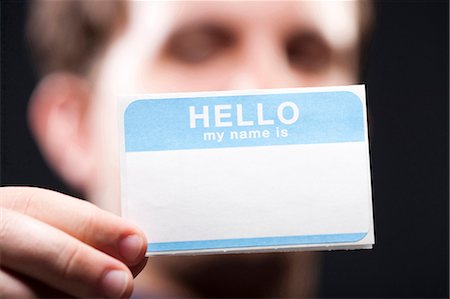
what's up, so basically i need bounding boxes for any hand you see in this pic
[0,186,148,298]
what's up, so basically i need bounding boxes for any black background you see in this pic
[1,1,449,298]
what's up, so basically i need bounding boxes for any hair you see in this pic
[26,0,128,76]
[27,1,374,79]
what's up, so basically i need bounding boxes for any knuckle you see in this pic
[0,208,15,241]
[76,199,105,240]
[58,241,83,280]
[78,207,98,242]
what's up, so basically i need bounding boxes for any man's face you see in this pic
[87,1,361,212]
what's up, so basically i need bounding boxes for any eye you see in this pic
[286,32,331,73]
[165,25,234,64]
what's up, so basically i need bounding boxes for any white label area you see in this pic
[124,143,371,250]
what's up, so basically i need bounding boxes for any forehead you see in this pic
[126,1,360,49]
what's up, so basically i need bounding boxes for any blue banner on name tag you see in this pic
[124,91,364,152]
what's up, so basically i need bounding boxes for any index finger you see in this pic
[1,187,147,266]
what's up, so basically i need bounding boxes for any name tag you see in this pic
[118,85,374,255]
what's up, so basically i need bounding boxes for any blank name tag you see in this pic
[118,85,374,255]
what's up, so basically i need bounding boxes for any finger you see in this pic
[1,186,147,266]
[1,207,133,298]
[0,268,36,298]
[0,267,73,298]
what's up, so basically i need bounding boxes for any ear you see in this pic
[28,72,95,192]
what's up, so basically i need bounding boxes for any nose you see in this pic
[227,34,301,90]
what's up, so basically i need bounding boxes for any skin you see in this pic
[1,1,362,298]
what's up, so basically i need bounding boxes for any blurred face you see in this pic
[87,1,361,212]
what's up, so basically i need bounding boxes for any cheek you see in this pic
[86,87,122,207]
[86,62,139,211]
[90,42,150,166]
